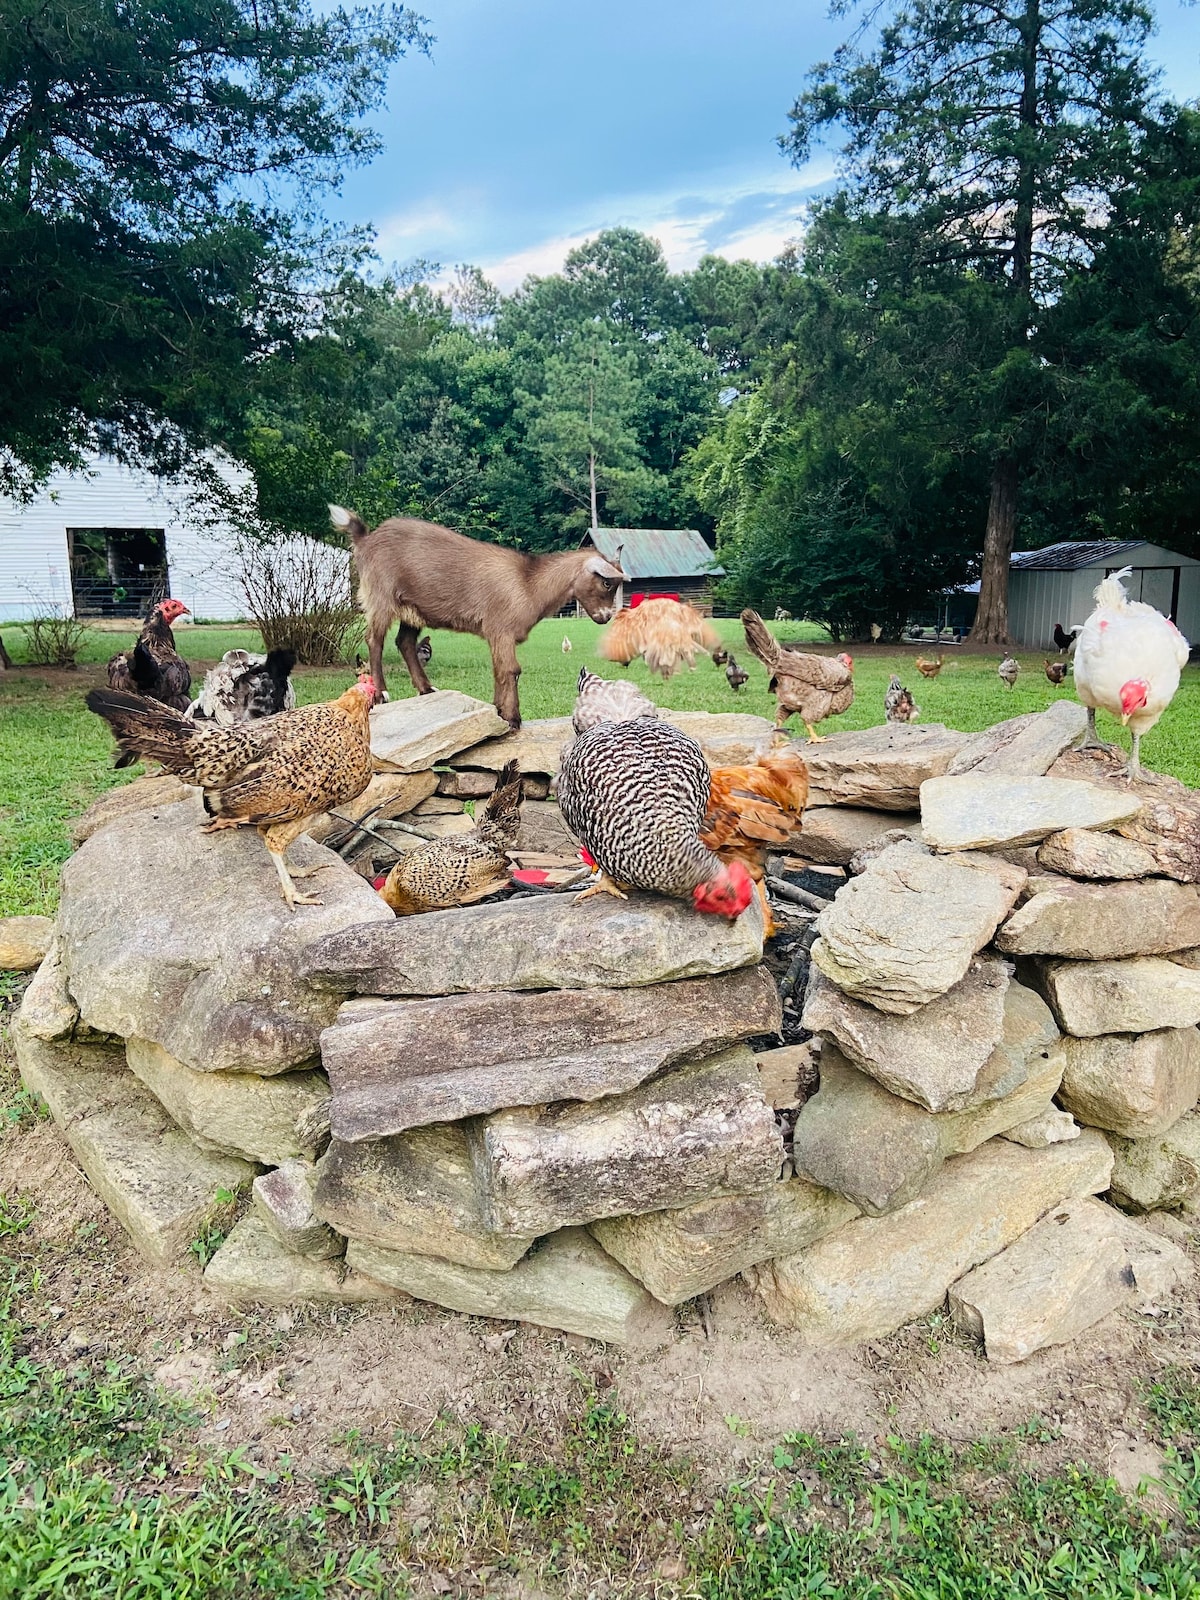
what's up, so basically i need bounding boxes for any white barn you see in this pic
[0,453,251,622]
[1007,539,1200,650]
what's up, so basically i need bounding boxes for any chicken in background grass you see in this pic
[187,648,295,725]
[700,743,809,936]
[1053,622,1079,654]
[85,672,376,908]
[561,636,573,653]
[884,675,919,723]
[107,598,192,711]
[998,655,1020,690]
[597,597,721,680]
[711,646,729,666]
[1073,566,1189,781]
[725,655,749,692]
[379,761,523,915]
[915,654,944,679]
[740,609,853,740]
[1044,659,1069,687]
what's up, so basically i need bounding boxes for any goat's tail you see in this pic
[329,504,369,541]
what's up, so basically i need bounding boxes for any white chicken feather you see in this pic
[1073,567,1189,780]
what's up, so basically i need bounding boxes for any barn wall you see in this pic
[1010,544,1200,649]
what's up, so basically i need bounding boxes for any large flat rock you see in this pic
[793,808,922,866]
[591,1179,858,1305]
[921,774,1142,852]
[346,1228,675,1348]
[0,915,53,971]
[1059,1028,1200,1139]
[369,691,508,773]
[320,965,781,1140]
[790,1038,1065,1215]
[996,879,1200,960]
[69,774,194,846]
[205,1216,401,1305]
[15,1029,256,1264]
[810,841,1025,1014]
[1032,956,1200,1037]
[800,724,967,812]
[301,890,765,997]
[472,1047,783,1235]
[946,702,1087,778]
[1048,748,1200,882]
[1036,828,1160,881]
[57,798,393,1076]
[1103,1112,1200,1211]
[747,1131,1113,1344]
[314,1126,537,1271]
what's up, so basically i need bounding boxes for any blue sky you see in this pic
[331,0,1200,289]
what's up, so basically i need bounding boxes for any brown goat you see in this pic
[330,507,627,728]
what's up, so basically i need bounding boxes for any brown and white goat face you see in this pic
[573,555,627,623]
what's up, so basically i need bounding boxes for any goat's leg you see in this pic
[489,637,523,729]
[365,617,389,704]
[396,624,435,695]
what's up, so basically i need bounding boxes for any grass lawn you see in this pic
[3,615,1198,916]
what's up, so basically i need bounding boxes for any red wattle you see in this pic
[578,847,598,869]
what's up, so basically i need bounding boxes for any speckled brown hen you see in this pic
[380,761,524,915]
[740,609,854,741]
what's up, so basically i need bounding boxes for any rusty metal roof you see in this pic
[582,527,723,580]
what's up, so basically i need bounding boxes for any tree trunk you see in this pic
[971,457,1019,645]
[0,634,12,671]
[589,450,598,531]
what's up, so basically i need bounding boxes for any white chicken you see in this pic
[1073,567,1190,781]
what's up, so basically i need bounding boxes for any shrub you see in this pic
[237,535,361,665]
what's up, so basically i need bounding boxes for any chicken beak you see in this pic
[1120,711,1132,726]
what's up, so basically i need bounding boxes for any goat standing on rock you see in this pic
[331,507,626,728]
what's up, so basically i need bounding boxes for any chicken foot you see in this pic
[1078,707,1115,754]
[802,721,828,743]
[574,872,629,905]
[269,848,322,908]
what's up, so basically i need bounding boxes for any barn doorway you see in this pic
[67,528,169,617]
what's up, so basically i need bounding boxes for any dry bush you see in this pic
[22,604,89,668]
[238,536,361,665]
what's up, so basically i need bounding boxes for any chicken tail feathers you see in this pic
[1092,566,1133,612]
[740,608,781,673]
[85,688,197,772]
[263,648,296,708]
[479,759,524,846]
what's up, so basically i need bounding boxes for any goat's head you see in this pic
[573,554,628,623]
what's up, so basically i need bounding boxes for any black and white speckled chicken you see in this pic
[571,667,658,734]
[187,648,296,725]
[884,675,919,723]
[556,718,754,917]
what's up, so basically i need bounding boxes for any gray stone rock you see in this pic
[16,937,79,1040]
[800,724,968,812]
[1036,828,1161,881]
[793,807,923,867]
[472,1047,783,1236]
[369,691,508,773]
[69,774,194,846]
[1048,749,1200,882]
[920,774,1142,852]
[810,841,1025,1014]
[790,1038,1065,1215]
[347,1228,675,1347]
[15,1028,256,1263]
[1002,1107,1081,1148]
[57,798,393,1076]
[307,771,439,844]
[126,1038,329,1165]
[0,915,53,971]
[1171,949,1200,970]
[801,957,1012,1112]
[996,879,1200,960]
[1103,1112,1200,1211]
[205,1216,400,1304]
[1058,1029,1200,1139]
[1032,957,1200,1037]
[590,1179,858,1305]
[456,711,779,779]
[755,1042,816,1109]
[314,1126,536,1270]
[747,1131,1113,1344]
[946,701,1087,778]
[514,800,580,855]
[252,1160,344,1259]
[302,889,765,998]
[454,717,572,777]
[412,795,467,816]
[320,965,781,1140]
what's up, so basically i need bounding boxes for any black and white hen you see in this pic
[187,648,296,725]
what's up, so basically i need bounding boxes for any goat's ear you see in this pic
[584,555,626,581]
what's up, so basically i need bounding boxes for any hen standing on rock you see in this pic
[740,609,853,740]
[380,761,524,915]
[107,599,192,711]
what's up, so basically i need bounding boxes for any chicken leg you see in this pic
[263,818,322,908]
[1079,707,1115,754]
[574,872,629,904]
[802,721,828,743]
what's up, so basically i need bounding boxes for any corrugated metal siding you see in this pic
[1010,550,1200,648]
[584,527,723,581]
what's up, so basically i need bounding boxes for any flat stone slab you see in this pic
[1048,748,1200,882]
[57,798,393,1076]
[591,1179,858,1305]
[747,1131,1113,1344]
[1002,1106,1081,1148]
[996,879,1200,960]
[802,956,1013,1112]
[811,841,1025,1014]
[794,808,922,866]
[1059,1028,1200,1139]
[790,1038,1065,1215]
[370,691,508,773]
[1036,828,1160,881]
[314,1126,537,1271]
[0,915,54,972]
[455,710,778,778]
[800,724,967,812]
[252,1160,344,1259]
[320,965,781,1140]
[472,1047,783,1235]
[1032,956,1200,1037]
[514,800,579,855]
[346,1228,675,1348]
[1103,1112,1200,1211]
[302,890,764,997]
[69,774,194,846]
[126,1038,329,1165]
[205,1216,400,1304]
[946,702,1087,778]
[16,1029,256,1264]
[920,774,1141,852]
[17,937,80,1041]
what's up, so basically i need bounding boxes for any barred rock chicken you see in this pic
[1074,566,1190,780]
[416,635,433,666]
[380,760,523,915]
[571,668,657,735]
[187,648,296,725]
[998,655,1020,690]
[107,599,192,711]
[884,675,920,723]
[557,719,754,917]
[598,598,722,680]
[85,674,375,908]
[914,654,944,679]
[700,744,809,935]
[725,655,749,692]
[1044,659,1068,687]
[740,609,854,741]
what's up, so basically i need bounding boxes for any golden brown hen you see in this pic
[380,761,524,915]
[85,675,375,908]
[598,599,722,680]
[700,744,809,935]
[740,609,854,740]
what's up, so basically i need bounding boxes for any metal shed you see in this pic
[580,527,722,610]
[1007,539,1200,650]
